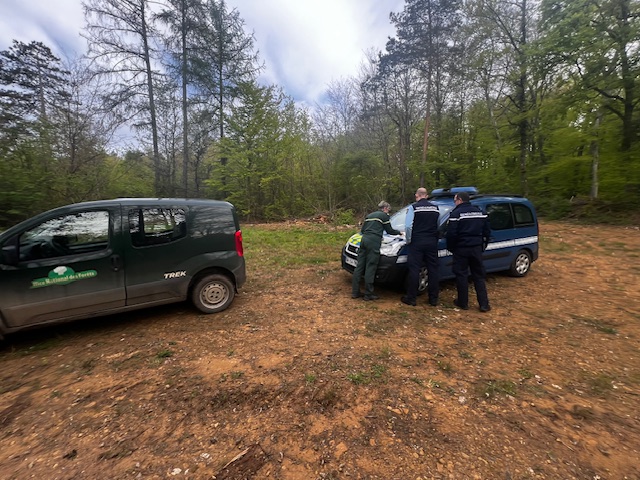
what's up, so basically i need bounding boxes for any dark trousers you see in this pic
[405,240,439,302]
[352,234,380,296]
[452,246,489,308]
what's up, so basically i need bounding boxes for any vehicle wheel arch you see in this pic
[189,268,237,314]
[189,267,237,293]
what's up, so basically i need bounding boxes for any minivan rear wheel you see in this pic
[510,250,531,277]
[192,274,235,313]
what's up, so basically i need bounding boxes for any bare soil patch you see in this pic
[1,221,639,479]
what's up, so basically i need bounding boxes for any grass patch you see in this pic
[539,236,572,253]
[517,368,534,380]
[18,338,61,355]
[243,225,348,269]
[476,379,518,399]
[588,321,617,334]
[436,360,453,373]
[364,318,396,335]
[585,373,615,396]
[378,346,392,360]
[347,364,388,385]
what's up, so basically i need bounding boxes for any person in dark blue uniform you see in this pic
[446,192,492,312]
[352,201,402,301]
[401,188,440,307]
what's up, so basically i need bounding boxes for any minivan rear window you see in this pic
[513,204,535,226]
[129,208,187,247]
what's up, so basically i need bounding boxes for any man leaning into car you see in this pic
[352,201,402,301]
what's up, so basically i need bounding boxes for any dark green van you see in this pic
[0,198,246,339]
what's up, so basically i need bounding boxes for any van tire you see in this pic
[404,267,428,295]
[192,274,235,313]
[510,250,531,277]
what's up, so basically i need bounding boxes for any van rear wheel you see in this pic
[192,274,235,313]
[510,250,531,277]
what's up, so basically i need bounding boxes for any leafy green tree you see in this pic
[386,0,463,187]
[0,41,72,223]
[538,0,640,202]
[206,81,314,220]
[0,40,70,151]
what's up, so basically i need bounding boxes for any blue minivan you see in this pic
[341,187,539,294]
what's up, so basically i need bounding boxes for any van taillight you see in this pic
[235,230,244,257]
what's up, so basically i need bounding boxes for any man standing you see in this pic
[352,201,402,301]
[446,192,492,312]
[401,187,440,307]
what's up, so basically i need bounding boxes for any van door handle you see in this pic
[110,254,122,271]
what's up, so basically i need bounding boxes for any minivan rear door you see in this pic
[483,201,538,272]
[0,206,126,328]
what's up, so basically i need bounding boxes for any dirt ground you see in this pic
[1,221,639,480]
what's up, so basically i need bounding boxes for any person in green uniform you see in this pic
[352,201,402,301]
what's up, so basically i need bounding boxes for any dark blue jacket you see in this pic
[446,202,491,251]
[406,199,439,244]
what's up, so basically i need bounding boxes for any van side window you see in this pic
[513,204,535,226]
[19,211,110,261]
[486,203,514,230]
[129,208,187,247]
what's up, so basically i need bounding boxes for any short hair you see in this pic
[456,191,470,202]
[378,201,390,210]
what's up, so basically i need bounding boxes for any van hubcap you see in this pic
[515,254,530,275]
[201,282,229,307]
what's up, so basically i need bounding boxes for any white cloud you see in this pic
[228,0,403,105]
[0,0,86,57]
[0,0,403,106]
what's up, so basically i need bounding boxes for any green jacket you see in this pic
[361,210,401,239]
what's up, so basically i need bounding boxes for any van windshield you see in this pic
[390,204,454,232]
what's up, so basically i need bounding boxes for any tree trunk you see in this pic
[589,111,602,200]
[140,0,161,194]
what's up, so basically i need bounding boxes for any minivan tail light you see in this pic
[235,230,244,257]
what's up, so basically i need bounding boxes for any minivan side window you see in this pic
[486,203,514,230]
[513,204,535,226]
[19,211,110,261]
[129,208,187,247]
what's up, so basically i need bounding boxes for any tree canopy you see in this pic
[1,0,638,228]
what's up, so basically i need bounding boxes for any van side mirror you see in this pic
[1,243,19,266]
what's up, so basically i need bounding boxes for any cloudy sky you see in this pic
[0,0,404,107]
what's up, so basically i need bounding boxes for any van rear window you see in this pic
[513,204,535,226]
[129,208,187,247]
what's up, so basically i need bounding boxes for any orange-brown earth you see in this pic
[1,221,639,479]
